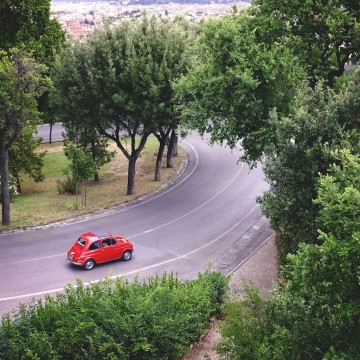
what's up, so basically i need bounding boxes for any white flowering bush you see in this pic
[0,174,19,202]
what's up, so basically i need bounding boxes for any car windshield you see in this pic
[77,237,87,246]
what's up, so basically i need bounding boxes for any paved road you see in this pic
[0,131,272,316]
[34,123,65,143]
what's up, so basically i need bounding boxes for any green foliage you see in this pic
[177,9,304,162]
[216,283,272,360]
[0,49,50,224]
[59,145,97,194]
[0,0,65,208]
[0,174,19,202]
[9,125,46,189]
[64,145,97,182]
[64,130,115,182]
[51,15,195,195]
[252,0,360,87]
[0,0,65,69]
[258,83,336,257]
[218,149,360,359]
[259,68,360,259]
[178,0,360,162]
[0,271,228,360]
[314,149,360,240]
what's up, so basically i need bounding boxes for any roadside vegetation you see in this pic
[0,138,184,232]
[178,0,360,358]
[0,271,228,360]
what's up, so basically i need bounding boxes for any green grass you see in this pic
[1,138,185,232]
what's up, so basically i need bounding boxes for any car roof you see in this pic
[81,231,113,242]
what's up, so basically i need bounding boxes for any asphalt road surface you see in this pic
[0,129,272,316]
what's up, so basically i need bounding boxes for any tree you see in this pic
[0,0,65,69]
[151,16,196,181]
[0,0,65,197]
[52,16,194,194]
[9,124,46,194]
[259,67,360,258]
[166,128,178,169]
[177,8,304,163]
[179,1,360,163]
[0,50,50,225]
[63,145,97,194]
[253,0,360,88]
[64,127,115,182]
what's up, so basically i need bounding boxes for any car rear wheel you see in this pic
[84,259,95,270]
[122,250,132,261]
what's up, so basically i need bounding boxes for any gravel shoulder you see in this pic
[181,233,279,360]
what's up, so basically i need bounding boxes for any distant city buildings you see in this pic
[51,1,249,41]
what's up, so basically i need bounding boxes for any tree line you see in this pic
[176,0,359,357]
[0,0,360,357]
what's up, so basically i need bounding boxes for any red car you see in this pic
[67,231,134,270]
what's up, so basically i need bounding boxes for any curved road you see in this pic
[0,130,271,316]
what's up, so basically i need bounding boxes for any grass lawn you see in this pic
[1,138,185,232]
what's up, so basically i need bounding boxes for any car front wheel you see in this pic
[122,250,132,261]
[84,259,95,270]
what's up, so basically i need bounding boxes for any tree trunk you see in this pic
[173,134,178,156]
[167,129,176,168]
[0,141,11,225]
[155,139,166,181]
[16,174,22,194]
[127,157,136,195]
[49,122,53,144]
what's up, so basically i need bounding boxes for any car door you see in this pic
[86,240,102,263]
[100,238,118,262]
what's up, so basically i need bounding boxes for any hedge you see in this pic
[0,270,228,360]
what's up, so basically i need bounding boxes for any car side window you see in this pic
[89,241,100,251]
[103,238,116,247]
[102,239,109,247]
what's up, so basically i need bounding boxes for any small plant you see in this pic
[64,200,82,210]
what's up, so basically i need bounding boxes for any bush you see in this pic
[56,170,77,194]
[0,174,19,202]
[0,270,228,360]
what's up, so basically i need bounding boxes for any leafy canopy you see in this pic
[177,9,304,162]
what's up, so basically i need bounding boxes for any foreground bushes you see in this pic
[0,271,228,360]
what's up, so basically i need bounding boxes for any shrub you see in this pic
[0,270,228,360]
[0,174,19,202]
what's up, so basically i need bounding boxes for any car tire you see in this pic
[122,250,132,261]
[84,259,95,270]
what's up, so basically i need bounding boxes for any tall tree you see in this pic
[179,1,360,163]
[0,50,50,225]
[151,16,197,181]
[0,0,65,68]
[259,67,360,257]
[0,0,65,195]
[52,16,193,194]
[177,9,304,163]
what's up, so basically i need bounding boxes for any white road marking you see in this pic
[0,204,260,303]
[17,254,64,263]
[1,140,243,264]
[130,161,244,239]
